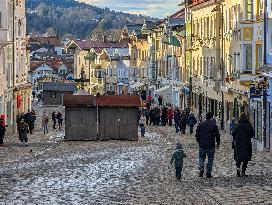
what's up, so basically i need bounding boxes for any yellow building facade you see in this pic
[188,0,222,119]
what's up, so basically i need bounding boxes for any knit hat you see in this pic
[176,142,183,149]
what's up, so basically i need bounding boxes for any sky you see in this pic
[77,0,181,18]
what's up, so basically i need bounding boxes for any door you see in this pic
[65,107,97,141]
[99,107,138,140]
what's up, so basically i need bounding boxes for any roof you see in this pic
[63,94,141,107]
[30,59,74,71]
[29,36,64,47]
[34,52,59,59]
[43,82,77,92]
[63,95,96,106]
[68,40,128,50]
[96,95,141,107]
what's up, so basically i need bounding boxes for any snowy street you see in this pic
[1,113,272,205]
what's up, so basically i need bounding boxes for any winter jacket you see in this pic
[170,149,187,168]
[232,118,254,162]
[195,119,220,149]
[180,114,187,128]
[57,113,63,123]
[174,111,181,123]
[18,121,29,140]
[167,109,174,120]
[42,115,49,126]
[187,114,197,126]
[0,124,6,138]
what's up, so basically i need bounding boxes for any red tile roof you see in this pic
[63,94,141,107]
[96,95,141,107]
[30,59,74,71]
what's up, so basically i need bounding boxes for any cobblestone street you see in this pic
[1,120,272,204]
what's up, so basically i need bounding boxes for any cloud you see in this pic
[77,0,181,18]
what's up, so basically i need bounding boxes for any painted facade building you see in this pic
[0,0,32,132]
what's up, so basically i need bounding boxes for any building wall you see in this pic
[43,91,74,105]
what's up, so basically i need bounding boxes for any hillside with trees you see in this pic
[26,0,156,39]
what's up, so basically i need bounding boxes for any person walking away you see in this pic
[145,108,151,125]
[158,95,163,107]
[0,117,6,147]
[52,111,57,129]
[24,110,34,134]
[184,107,190,117]
[57,111,63,129]
[170,142,187,181]
[155,107,160,126]
[195,112,220,178]
[230,118,237,134]
[139,113,146,137]
[168,107,174,126]
[161,106,168,126]
[174,108,182,133]
[149,108,155,125]
[187,112,197,134]
[42,112,49,134]
[18,119,29,147]
[180,111,187,134]
[31,109,37,131]
[232,113,254,177]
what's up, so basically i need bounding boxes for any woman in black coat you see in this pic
[232,113,254,177]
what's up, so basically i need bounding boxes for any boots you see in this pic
[241,170,248,177]
[206,173,212,178]
[199,169,204,177]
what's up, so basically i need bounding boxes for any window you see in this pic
[257,0,264,20]
[206,57,209,77]
[245,0,253,20]
[244,44,252,71]
[203,57,206,76]
[210,57,215,78]
[256,45,263,71]
[0,12,2,28]
[200,57,203,75]
[197,57,200,75]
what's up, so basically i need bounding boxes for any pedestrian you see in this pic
[139,113,146,137]
[174,108,182,133]
[184,107,190,117]
[52,111,57,129]
[144,108,150,125]
[195,112,220,178]
[180,111,187,134]
[155,107,160,126]
[57,111,63,129]
[161,106,168,126]
[31,109,37,130]
[158,95,163,107]
[18,118,29,147]
[230,118,237,134]
[42,112,49,134]
[0,117,6,147]
[187,112,197,134]
[167,107,174,126]
[232,113,254,177]
[24,110,34,134]
[170,142,187,181]
[149,108,155,125]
